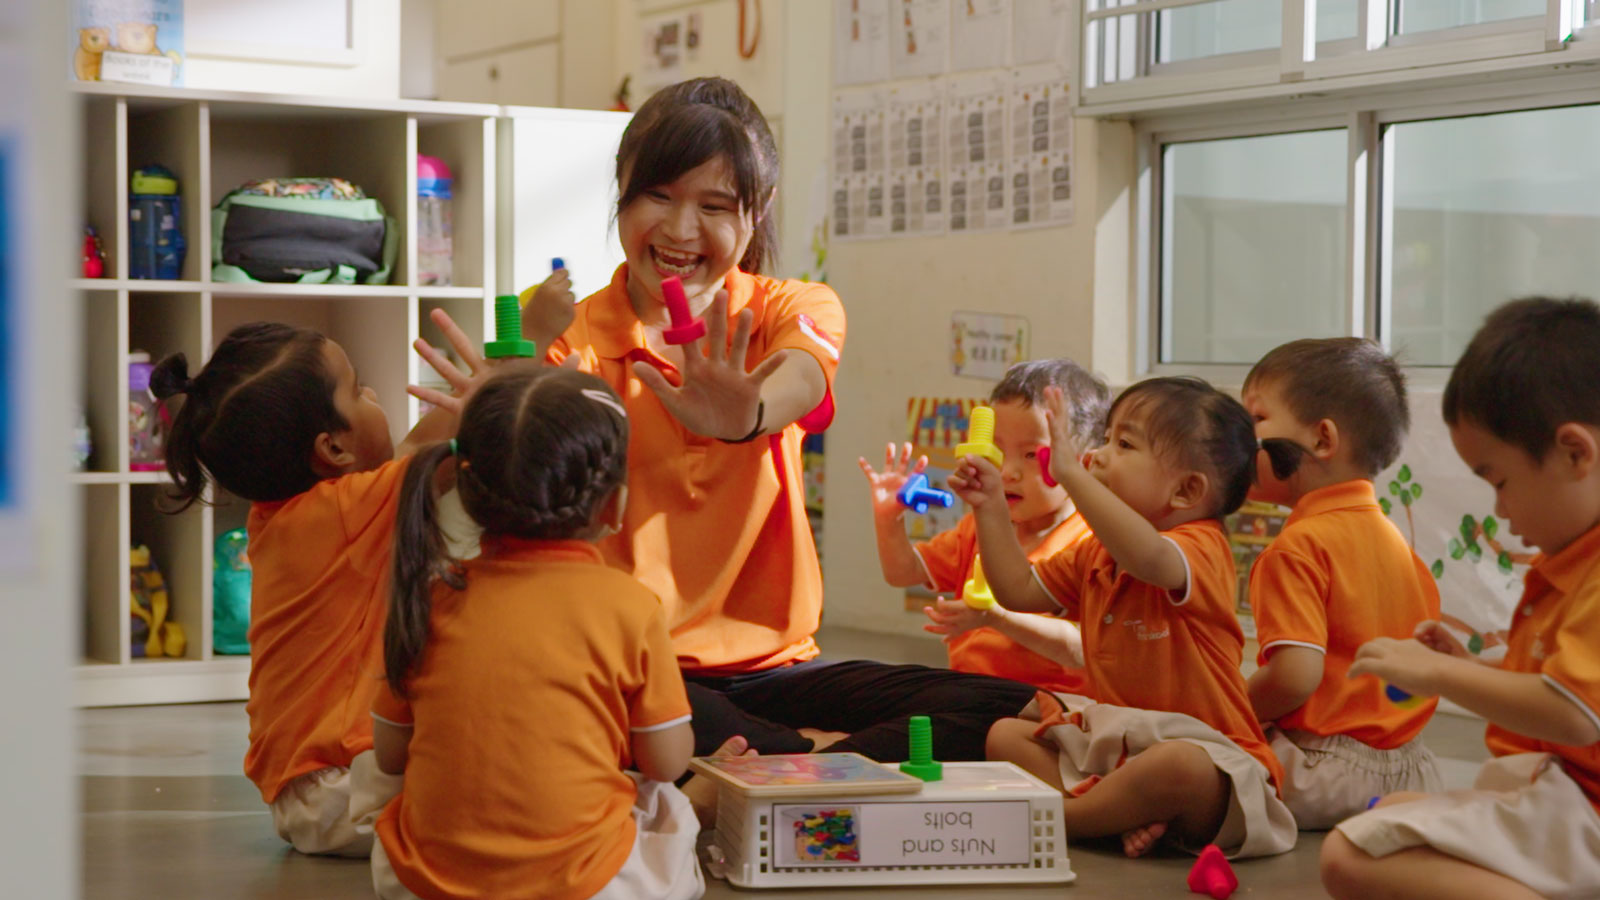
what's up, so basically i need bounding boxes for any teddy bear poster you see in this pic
[73,0,184,87]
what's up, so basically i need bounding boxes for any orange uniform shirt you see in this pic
[1033,519,1284,788]
[1485,522,1600,813]
[916,511,1092,693]
[373,539,691,900]
[1250,480,1442,748]
[243,458,407,803]
[546,265,845,675]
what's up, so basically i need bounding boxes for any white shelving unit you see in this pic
[72,83,499,707]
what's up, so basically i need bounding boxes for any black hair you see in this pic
[1109,376,1258,518]
[990,358,1112,449]
[1244,337,1409,476]
[1443,296,1600,461]
[151,322,348,510]
[616,77,780,274]
[385,365,631,697]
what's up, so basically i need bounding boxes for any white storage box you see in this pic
[691,753,1074,888]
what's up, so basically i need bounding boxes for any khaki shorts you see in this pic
[269,750,402,858]
[1336,752,1600,900]
[372,775,705,900]
[1029,692,1299,859]
[1268,727,1443,830]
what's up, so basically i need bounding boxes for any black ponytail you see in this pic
[156,323,348,511]
[384,440,464,699]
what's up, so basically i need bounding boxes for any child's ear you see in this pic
[311,430,358,477]
[1170,471,1210,512]
[1553,423,1600,480]
[1313,418,1341,461]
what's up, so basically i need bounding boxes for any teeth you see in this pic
[652,246,700,275]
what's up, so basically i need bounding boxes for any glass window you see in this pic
[1385,106,1600,365]
[1397,0,1544,34]
[1161,131,1349,364]
[1156,0,1358,64]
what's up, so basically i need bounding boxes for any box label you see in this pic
[775,800,1032,867]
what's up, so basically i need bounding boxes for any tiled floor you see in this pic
[80,626,1490,899]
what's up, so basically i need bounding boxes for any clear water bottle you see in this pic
[417,155,454,286]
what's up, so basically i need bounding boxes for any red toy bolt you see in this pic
[1038,445,1057,487]
[661,276,707,345]
[1187,845,1237,899]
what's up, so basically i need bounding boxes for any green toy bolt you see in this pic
[484,294,537,359]
[899,715,943,782]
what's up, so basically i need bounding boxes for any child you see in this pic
[1242,338,1443,829]
[860,359,1110,693]
[1322,297,1600,900]
[956,376,1297,859]
[369,366,704,900]
[151,312,489,856]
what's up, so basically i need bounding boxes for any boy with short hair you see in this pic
[860,359,1110,693]
[1242,338,1444,829]
[1321,297,1600,899]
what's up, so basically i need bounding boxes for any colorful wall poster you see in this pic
[73,0,185,87]
[950,311,1029,380]
[901,397,986,610]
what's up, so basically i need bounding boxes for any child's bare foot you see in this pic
[1121,821,1167,858]
[798,728,850,752]
[682,736,757,828]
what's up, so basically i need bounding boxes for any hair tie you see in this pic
[580,388,627,419]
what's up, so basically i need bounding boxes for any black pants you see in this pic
[684,659,1038,763]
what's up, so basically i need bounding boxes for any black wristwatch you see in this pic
[721,400,766,444]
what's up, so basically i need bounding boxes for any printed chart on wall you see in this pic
[951,0,1012,71]
[832,90,888,239]
[886,82,946,237]
[1013,0,1075,66]
[902,397,985,610]
[835,0,892,86]
[639,10,703,91]
[951,311,1029,380]
[891,0,951,79]
[946,73,1009,233]
[1009,65,1073,227]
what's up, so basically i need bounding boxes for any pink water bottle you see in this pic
[416,155,454,286]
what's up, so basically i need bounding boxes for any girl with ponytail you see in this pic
[149,313,491,857]
[368,366,705,900]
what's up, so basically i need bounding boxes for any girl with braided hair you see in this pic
[149,312,492,857]
[370,365,706,900]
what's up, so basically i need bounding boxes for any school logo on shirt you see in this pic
[1124,618,1171,642]
[797,313,840,361]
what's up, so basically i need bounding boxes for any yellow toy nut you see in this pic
[955,405,1005,469]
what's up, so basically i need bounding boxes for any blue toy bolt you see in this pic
[551,257,565,271]
[897,472,954,515]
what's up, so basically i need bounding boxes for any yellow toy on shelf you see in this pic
[130,544,185,658]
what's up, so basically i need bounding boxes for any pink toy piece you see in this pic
[1038,445,1057,487]
[1187,845,1238,899]
[660,276,707,345]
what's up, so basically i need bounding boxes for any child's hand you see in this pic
[947,456,1005,513]
[858,443,928,522]
[1413,620,1472,659]
[1042,385,1086,484]
[922,597,991,640]
[1348,636,1444,698]
[520,268,577,351]
[408,307,492,415]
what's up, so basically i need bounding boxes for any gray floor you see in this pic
[80,625,1490,899]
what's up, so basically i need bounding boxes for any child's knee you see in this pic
[1140,741,1223,797]
[984,717,1033,760]
[1319,830,1374,898]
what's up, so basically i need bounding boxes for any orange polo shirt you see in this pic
[1250,480,1441,748]
[546,265,845,675]
[1033,519,1284,789]
[1485,522,1600,813]
[372,539,691,900]
[242,458,407,803]
[916,511,1092,693]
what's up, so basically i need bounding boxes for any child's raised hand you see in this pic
[408,307,492,415]
[519,268,577,351]
[1348,636,1443,698]
[1042,385,1086,484]
[1413,620,1473,659]
[858,443,927,522]
[922,597,990,640]
[634,290,786,440]
[947,456,1005,512]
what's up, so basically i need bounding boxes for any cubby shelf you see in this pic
[72,82,500,707]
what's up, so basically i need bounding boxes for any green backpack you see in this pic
[212,177,397,284]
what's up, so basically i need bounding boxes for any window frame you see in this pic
[1136,79,1600,384]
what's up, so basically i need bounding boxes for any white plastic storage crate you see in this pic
[700,761,1074,888]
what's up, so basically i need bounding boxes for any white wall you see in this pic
[184,0,402,98]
